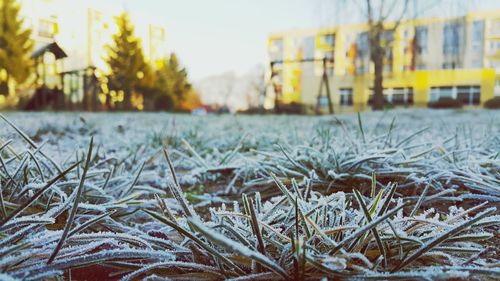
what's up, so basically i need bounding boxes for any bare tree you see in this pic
[364,0,409,110]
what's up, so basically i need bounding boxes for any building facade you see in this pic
[266,10,500,112]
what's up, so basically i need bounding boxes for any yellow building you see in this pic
[266,10,500,112]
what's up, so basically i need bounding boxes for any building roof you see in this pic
[32,42,68,60]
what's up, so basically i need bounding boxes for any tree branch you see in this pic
[366,0,374,27]
[379,0,386,22]
[381,0,399,22]
[392,0,409,30]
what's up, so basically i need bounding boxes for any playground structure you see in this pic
[266,57,334,114]
[25,42,102,111]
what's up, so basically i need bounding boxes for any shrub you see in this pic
[278,102,304,114]
[428,97,463,109]
[484,96,500,109]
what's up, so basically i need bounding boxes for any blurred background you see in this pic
[0,0,499,113]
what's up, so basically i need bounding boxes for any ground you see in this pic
[0,109,499,280]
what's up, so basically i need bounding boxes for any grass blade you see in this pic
[120,161,145,197]
[377,183,398,217]
[163,148,197,218]
[0,161,80,227]
[0,113,62,173]
[163,148,179,187]
[353,189,387,268]
[143,209,245,275]
[410,184,430,217]
[358,112,366,144]
[330,202,408,255]
[188,217,288,279]
[393,207,496,272]
[47,137,93,264]
[245,195,266,257]
[68,210,116,237]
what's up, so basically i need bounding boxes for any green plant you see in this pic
[0,0,34,96]
[483,96,500,109]
[428,97,463,109]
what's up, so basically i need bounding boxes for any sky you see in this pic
[111,0,327,80]
[106,0,500,81]
[23,0,500,80]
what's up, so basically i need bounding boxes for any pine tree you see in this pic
[105,12,148,110]
[0,0,33,96]
[166,53,191,104]
[146,53,191,111]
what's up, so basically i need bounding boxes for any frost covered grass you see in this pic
[0,109,499,280]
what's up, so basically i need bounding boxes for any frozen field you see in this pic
[0,109,499,280]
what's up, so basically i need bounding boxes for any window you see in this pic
[382,31,394,47]
[408,89,414,104]
[440,87,453,98]
[368,88,389,105]
[356,32,369,74]
[442,62,457,69]
[322,34,335,48]
[430,86,479,104]
[430,87,440,102]
[430,86,453,102]
[495,80,500,97]
[472,60,482,68]
[319,96,329,107]
[393,92,405,104]
[392,88,414,105]
[472,21,484,50]
[472,87,481,104]
[457,86,480,105]
[457,87,468,103]
[302,36,315,60]
[321,34,335,73]
[269,39,283,62]
[382,31,394,72]
[384,48,393,72]
[339,88,353,106]
[322,51,335,76]
[415,26,428,54]
[38,18,57,38]
[443,23,461,55]
[368,88,415,106]
[357,32,369,58]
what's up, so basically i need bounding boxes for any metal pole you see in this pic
[271,62,281,113]
[270,57,335,114]
[324,58,334,114]
[315,72,324,114]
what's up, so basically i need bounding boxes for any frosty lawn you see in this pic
[0,109,499,280]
